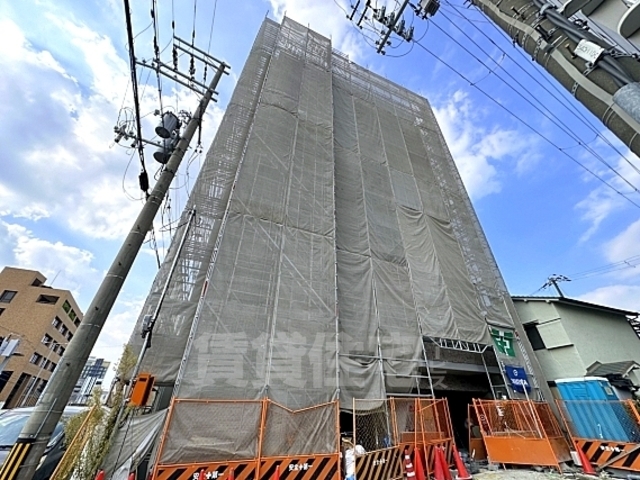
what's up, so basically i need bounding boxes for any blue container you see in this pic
[556,377,638,442]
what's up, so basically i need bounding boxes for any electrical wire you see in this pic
[413,39,640,209]
[430,15,640,194]
[443,0,640,178]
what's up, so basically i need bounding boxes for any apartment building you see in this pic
[0,267,82,408]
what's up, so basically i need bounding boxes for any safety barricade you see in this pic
[557,399,640,472]
[151,398,340,480]
[472,399,568,470]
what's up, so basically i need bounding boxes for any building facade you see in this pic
[111,17,553,471]
[513,296,640,397]
[69,356,110,405]
[0,267,82,408]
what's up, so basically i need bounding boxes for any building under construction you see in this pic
[106,16,567,479]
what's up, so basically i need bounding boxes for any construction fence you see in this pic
[352,398,454,480]
[557,399,640,472]
[152,399,340,480]
[471,399,571,469]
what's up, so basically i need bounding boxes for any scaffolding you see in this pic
[119,17,547,471]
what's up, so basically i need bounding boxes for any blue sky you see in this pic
[1,0,639,379]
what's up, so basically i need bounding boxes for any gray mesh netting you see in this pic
[128,17,522,448]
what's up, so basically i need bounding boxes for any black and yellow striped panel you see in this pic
[355,447,404,480]
[258,454,339,480]
[0,439,34,480]
[577,440,640,472]
[155,461,258,480]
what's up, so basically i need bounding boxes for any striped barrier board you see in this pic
[155,460,258,480]
[0,439,34,480]
[576,439,640,472]
[355,447,404,480]
[258,454,339,480]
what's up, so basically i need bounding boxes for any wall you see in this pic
[514,299,640,384]
[0,267,82,407]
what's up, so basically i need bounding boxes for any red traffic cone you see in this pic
[403,447,416,479]
[576,443,597,475]
[452,445,472,480]
[228,467,235,480]
[95,471,105,480]
[128,473,136,480]
[433,447,446,480]
[414,448,426,480]
[438,447,452,480]
[198,467,207,480]
[273,465,280,480]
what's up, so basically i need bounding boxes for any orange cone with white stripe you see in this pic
[404,447,416,479]
[273,465,280,480]
[228,467,235,480]
[452,445,472,480]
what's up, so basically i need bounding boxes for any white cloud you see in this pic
[575,131,640,240]
[578,284,640,312]
[1,220,99,302]
[433,90,537,200]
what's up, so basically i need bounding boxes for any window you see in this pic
[60,325,68,336]
[31,278,43,287]
[66,332,73,341]
[59,346,65,356]
[41,334,53,347]
[36,294,59,305]
[73,318,81,327]
[30,353,43,365]
[524,324,546,351]
[52,317,62,328]
[0,290,17,303]
[69,309,77,321]
[42,360,50,370]
[62,300,71,313]
[49,362,57,372]
[0,308,4,316]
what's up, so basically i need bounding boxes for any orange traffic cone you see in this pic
[95,471,105,480]
[228,467,235,480]
[433,447,446,480]
[452,445,472,480]
[273,465,280,480]
[413,448,426,480]
[576,443,597,475]
[198,467,207,480]
[438,447,452,480]
[403,447,416,479]
[128,473,136,480]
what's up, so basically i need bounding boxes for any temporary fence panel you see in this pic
[533,402,572,463]
[153,399,340,480]
[467,404,487,461]
[353,399,403,480]
[558,399,640,472]
[472,399,563,469]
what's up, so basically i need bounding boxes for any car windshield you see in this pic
[0,412,67,448]
[0,413,28,447]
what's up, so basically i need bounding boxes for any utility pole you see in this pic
[467,0,640,156]
[0,63,228,480]
[544,274,570,297]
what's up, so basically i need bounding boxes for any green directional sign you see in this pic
[491,328,515,357]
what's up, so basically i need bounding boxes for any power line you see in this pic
[429,15,640,194]
[412,39,640,209]
[441,0,640,179]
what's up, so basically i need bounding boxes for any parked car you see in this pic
[0,405,86,480]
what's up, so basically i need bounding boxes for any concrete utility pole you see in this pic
[0,64,227,480]
[468,0,640,156]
